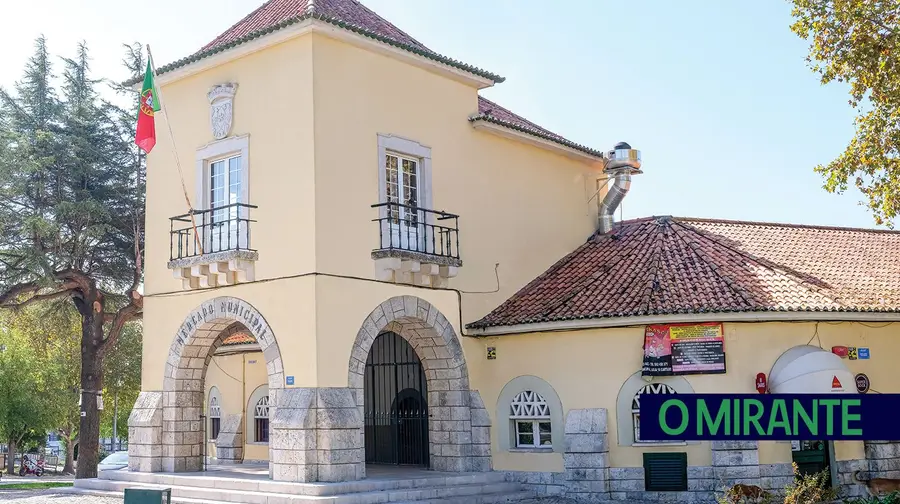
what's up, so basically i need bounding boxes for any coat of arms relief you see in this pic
[207,83,238,140]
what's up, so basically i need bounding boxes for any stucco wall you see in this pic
[473,321,898,471]
[144,33,315,297]
[141,277,317,391]
[309,33,600,324]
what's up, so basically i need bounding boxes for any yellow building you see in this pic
[123,0,900,501]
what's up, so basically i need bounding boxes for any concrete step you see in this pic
[99,469,508,496]
[74,476,530,504]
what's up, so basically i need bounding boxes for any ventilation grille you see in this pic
[643,452,688,491]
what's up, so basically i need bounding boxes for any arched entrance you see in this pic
[349,296,492,473]
[364,331,429,466]
[769,345,854,487]
[159,297,284,473]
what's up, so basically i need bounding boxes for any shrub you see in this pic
[847,491,900,504]
[783,463,838,504]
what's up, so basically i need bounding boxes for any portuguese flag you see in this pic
[135,60,161,153]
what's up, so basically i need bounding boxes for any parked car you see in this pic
[98,451,128,471]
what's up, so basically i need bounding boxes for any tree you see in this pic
[100,321,142,451]
[790,0,900,226]
[0,323,53,474]
[0,38,145,478]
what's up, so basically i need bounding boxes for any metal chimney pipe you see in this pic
[598,142,641,234]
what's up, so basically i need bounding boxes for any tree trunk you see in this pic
[6,438,16,475]
[75,303,104,479]
[62,434,75,475]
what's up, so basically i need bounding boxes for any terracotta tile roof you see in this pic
[144,0,503,83]
[469,216,900,328]
[471,97,605,158]
[221,332,257,346]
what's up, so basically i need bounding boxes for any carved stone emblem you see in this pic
[207,83,237,140]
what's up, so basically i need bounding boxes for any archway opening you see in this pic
[364,331,429,467]
[159,297,283,474]
[349,296,492,474]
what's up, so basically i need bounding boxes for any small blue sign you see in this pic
[859,348,870,360]
[286,376,295,386]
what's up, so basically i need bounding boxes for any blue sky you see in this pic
[0,1,876,228]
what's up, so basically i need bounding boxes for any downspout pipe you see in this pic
[598,142,642,235]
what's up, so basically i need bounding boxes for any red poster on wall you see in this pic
[641,322,726,376]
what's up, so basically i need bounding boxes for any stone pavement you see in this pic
[0,488,121,503]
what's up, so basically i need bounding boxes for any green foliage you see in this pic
[0,317,55,447]
[784,463,838,504]
[847,491,900,504]
[0,482,73,490]
[0,37,144,287]
[790,0,900,226]
[99,321,142,439]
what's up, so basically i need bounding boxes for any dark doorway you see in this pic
[364,331,429,467]
[792,440,831,485]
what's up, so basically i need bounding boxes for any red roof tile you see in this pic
[201,0,428,53]
[469,216,900,328]
[472,97,605,158]
[221,332,257,346]
[147,0,503,83]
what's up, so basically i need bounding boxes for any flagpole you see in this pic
[146,44,204,256]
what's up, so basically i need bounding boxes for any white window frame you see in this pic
[208,387,222,442]
[376,134,433,251]
[195,135,250,253]
[246,384,268,445]
[509,390,553,450]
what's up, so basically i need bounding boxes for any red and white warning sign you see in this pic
[831,375,844,391]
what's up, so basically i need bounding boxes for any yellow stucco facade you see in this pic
[131,15,897,496]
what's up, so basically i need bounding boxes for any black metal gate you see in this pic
[364,331,429,467]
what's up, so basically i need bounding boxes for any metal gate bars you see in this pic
[363,331,429,467]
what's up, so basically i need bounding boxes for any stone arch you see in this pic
[348,296,491,473]
[161,296,283,473]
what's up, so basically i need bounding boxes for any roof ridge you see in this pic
[671,219,845,307]
[673,216,897,235]
[666,220,761,310]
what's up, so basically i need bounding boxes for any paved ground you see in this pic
[0,490,584,503]
[0,489,121,503]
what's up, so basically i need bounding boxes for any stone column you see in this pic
[270,388,363,483]
[127,392,163,473]
[215,414,244,464]
[563,408,610,501]
[711,441,761,487]
[469,391,492,473]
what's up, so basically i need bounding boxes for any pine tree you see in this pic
[0,38,144,479]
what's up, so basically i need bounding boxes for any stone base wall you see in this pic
[711,441,761,488]
[127,392,163,473]
[759,463,794,495]
[469,391,493,473]
[835,459,868,499]
[270,387,363,483]
[563,409,610,501]
[504,471,567,497]
[215,413,244,463]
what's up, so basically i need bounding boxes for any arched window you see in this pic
[497,376,563,452]
[616,372,694,446]
[631,383,677,443]
[510,390,552,448]
[254,396,269,443]
[208,387,222,440]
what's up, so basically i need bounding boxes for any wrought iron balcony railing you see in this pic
[372,202,460,260]
[170,203,258,261]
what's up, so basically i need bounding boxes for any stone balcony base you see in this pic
[372,249,461,288]
[168,250,258,290]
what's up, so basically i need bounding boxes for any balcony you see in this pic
[372,202,462,287]
[168,203,258,289]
